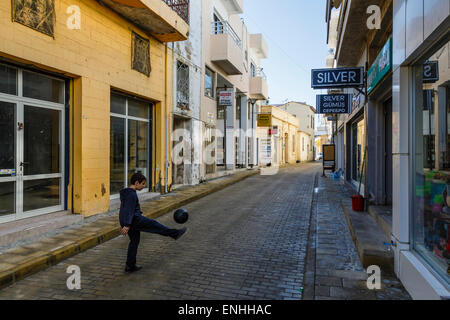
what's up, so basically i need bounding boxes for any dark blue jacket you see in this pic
[119,188,142,227]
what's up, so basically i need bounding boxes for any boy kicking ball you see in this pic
[119,173,187,273]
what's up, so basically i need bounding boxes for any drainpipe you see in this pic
[165,43,169,194]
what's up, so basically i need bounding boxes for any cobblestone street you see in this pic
[0,162,410,300]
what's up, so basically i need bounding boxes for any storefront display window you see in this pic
[110,92,151,196]
[412,40,450,284]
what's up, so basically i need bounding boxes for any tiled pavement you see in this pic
[302,174,411,300]
[0,163,318,300]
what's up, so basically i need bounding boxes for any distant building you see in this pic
[274,102,316,162]
[256,105,299,166]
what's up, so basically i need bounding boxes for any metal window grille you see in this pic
[176,61,189,110]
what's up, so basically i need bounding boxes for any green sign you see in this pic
[367,37,392,94]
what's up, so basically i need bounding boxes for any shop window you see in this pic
[23,70,64,104]
[132,32,151,77]
[12,0,55,37]
[351,118,365,183]
[0,64,17,95]
[110,92,151,196]
[205,67,214,98]
[412,40,450,284]
[250,63,256,78]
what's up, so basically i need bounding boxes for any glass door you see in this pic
[0,100,17,222]
[0,65,65,223]
[21,104,63,216]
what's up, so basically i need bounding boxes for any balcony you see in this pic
[334,0,391,66]
[210,21,244,75]
[250,34,268,59]
[98,0,189,42]
[163,0,189,24]
[250,68,268,100]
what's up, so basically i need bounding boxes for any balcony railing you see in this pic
[211,20,242,49]
[251,67,267,81]
[163,0,190,24]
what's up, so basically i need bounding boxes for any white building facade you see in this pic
[171,0,203,187]
[171,0,269,185]
[200,0,269,178]
[275,102,316,162]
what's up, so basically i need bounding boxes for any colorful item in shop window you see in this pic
[426,171,437,179]
[432,195,444,214]
[442,179,450,215]
[433,223,448,260]
[425,181,431,197]
[430,179,446,206]
[0,169,15,176]
[444,243,450,275]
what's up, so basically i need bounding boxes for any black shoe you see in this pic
[125,265,143,273]
[173,227,187,240]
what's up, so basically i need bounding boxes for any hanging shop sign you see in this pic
[316,94,353,114]
[423,61,439,83]
[311,67,364,89]
[257,113,272,127]
[367,37,392,94]
[219,90,233,106]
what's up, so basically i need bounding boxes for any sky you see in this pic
[243,0,329,107]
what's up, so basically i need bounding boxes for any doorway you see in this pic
[351,117,365,186]
[284,133,289,163]
[384,98,393,204]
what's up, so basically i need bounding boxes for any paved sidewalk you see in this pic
[302,174,411,300]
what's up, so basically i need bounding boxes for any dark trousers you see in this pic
[126,215,179,267]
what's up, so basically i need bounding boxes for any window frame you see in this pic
[110,92,152,198]
[205,66,215,99]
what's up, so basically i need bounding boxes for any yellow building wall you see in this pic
[0,0,174,216]
[298,132,312,162]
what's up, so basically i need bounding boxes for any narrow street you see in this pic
[0,163,409,300]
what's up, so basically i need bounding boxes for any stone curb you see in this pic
[0,169,260,290]
[340,200,394,275]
